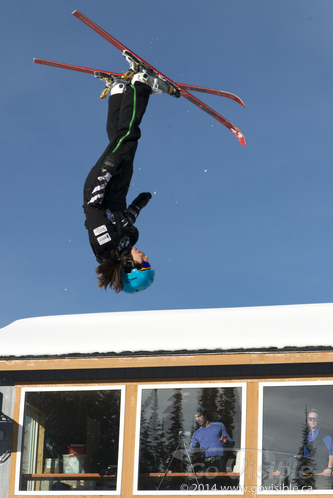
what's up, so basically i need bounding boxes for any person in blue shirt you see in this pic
[304,409,333,476]
[189,406,235,473]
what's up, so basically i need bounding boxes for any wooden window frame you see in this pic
[6,350,333,497]
[12,384,126,496]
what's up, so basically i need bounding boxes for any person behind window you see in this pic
[189,406,235,474]
[303,408,333,477]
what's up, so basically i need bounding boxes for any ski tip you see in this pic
[71,10,77,14]
[239,134,246,146]
[232,128,246,146]
[239,132,246,146]
[232,95,246,108]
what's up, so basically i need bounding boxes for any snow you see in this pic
[0,303,333,358]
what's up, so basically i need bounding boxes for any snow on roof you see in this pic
[0,303,333,358]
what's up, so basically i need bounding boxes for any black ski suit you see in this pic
[83,82,151,263]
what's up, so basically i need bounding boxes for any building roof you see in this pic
[0,303,333,359]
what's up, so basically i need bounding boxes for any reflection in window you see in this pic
[260,383,333,493]
[136,385,244,493]
[18,388,123,493]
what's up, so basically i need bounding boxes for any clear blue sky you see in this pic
[1,0,333,328]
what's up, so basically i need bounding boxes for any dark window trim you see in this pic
[1,362,333,385]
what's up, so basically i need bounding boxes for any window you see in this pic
[16,386,125,494]
[134,383,246,494]
[258,381,333,494]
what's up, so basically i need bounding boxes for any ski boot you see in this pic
[94,72,128,98]
[123,50,180,98]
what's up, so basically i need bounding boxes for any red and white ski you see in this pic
[34,58,122,78]
[72,11,245,146]
[34,11,246,146]
[175,83,245,108]
[33,58,246,108]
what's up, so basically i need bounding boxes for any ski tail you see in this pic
[33,58,122,78]
[181,90,246,146]
[177,84,246,108]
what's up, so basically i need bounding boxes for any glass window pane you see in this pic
[18,388,123,493]
[136,384,244,494]
[260,382,333,493]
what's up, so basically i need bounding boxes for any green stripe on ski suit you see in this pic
[112,84,137,154]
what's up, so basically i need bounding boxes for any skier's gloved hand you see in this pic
[101,153,122,176]
[124,193,152,224]
[131,192,152,210]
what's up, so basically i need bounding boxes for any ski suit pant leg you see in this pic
[84,82,151,213]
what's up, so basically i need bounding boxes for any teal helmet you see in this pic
[122,261,155,294]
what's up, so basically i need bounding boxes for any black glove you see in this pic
[131,192,152,210]
[101,153,122,176]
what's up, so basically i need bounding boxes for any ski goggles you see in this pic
[139,261,152,271]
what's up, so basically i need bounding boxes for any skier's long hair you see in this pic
[96,251,131,293]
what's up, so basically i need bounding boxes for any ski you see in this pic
[175,83,245,108]
[33,58,122,78]
[34,58,245,108]
[71,10,245,146]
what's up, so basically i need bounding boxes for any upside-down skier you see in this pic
[83,66,175,294]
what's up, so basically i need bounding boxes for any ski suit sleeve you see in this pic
[123,192,152,224]
[86,152,124,206]
[87,170,112,206]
